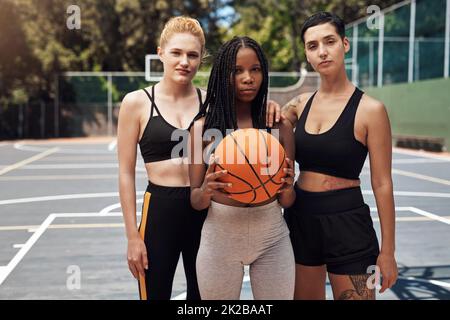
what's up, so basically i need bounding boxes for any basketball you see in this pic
[213,128,287,204]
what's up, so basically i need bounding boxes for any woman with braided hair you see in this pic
[118,17,282,300]
[189,36,296,300]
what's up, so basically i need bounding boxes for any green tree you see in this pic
[230,0,400,71]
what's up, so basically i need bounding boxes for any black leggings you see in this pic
[138,181,207,300]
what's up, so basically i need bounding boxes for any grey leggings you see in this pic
[196,200,295,300]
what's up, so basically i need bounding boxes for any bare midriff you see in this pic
[145,159,190,187]
[296,171,360,192]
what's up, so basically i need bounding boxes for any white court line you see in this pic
[12,244,24,249]
[402,276,450,289]
[0,209,447,294]
[99,203,123,216]
[362,166,450,187]
[406,207,450,225]
[392,169,450,186]
[370,207,450,225]
[14,143,113,154]
[41,155,117,161]
[108,139,117,151]
[172,292,187,300]
[363,190,450,198]
[26,223,126,232]
[14,164,146,171]
[0,192,140,206]
[0,213,56,285]
[0,211,135,286]
[0,174,119,181]
[2,190,448,207]
[371,215,450,222]
[3,215,448,232]
[98,200,144,216]
[21,164,119,169]
[392,158,448,164]
[0,147,59,176]
[393,148,450,162]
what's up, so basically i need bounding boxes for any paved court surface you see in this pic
[0,138,449,300]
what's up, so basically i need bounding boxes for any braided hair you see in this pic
[196,36,269,137]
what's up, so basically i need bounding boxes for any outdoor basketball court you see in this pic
[0,138,449,300]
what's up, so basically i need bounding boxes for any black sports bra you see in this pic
[294,87,368,180]
[138,86,202,163]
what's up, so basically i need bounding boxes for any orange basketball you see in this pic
[214,128,287,204]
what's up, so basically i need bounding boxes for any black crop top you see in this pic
[294,87,368,180]
[138,86,202,163]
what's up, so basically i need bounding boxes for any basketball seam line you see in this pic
[230,131,271,199]
[216,163,257,202]
[258,130,285,185]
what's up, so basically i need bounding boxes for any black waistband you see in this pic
[291,185,365,214]
[145,180,191,199]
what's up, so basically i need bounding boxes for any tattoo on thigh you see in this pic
[338,274,375,300]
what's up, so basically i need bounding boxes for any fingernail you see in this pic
[228,183,232,187]
[222,170,227,173]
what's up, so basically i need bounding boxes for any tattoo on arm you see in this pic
[282,95,301,125]
[282,96,301,112]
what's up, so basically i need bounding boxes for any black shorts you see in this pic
[284,185,379,275]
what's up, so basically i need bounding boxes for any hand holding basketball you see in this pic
[214,128,287,204]
[199,154,231,197]
[277,158,295,194]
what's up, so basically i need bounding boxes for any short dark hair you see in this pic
[301,12,346,43]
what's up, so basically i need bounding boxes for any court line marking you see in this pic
[14,143,114,155]
[404,207,450,226]
[174,206,450,300]
[0,174,120,181]
[3,215,450,232]
[108,139,117,151]
[392,169,450,186]
[363,190,450,198]
[0,192,144,206]
[99,201,144,216]
[99,202,124,216]
[0,147,59,176]
[0,212,127,286]
[2,190,449,207]
[20,164,119,169]
[392,158,448,164]
[362,166,450,187]
[38,155,118,161]
[0,208,448,295]
[401,276,450,289]
[9,164,146,171]
[370,207,450,226]
[0,213,56,285]
[393,148,450,162]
